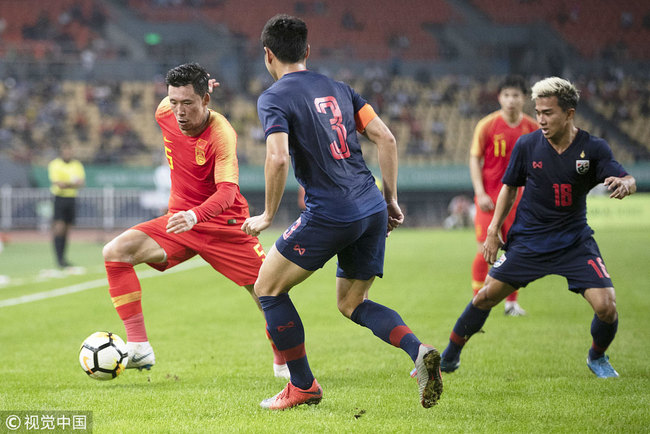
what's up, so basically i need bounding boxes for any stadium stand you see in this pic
[0,0,107,58]
[0,73,641,168]
[126,0,456,60]
[0,0,647,169]
[581,76,650,154]
[470,0,650,59]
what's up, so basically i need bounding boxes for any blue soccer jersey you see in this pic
[257,70,386,222]
[502,129,628,253]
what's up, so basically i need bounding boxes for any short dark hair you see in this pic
[498,75,528,94]
[165,62,209,97]
[261,14,308,63]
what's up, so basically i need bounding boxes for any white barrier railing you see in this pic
[0,187,165,231]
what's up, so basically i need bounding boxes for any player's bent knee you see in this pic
[253,280,285,298]
[102,237,134,263]
[474,278,513,310]
[594,303,618,323]
[585,287,618,323]
[102,240,118,262]
[336,299,357,319]
[472,291,495,310]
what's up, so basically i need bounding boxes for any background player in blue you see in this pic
[440,77,636,378]
[241,14,443,410]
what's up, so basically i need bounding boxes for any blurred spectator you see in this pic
[81,48,97,78]
[341,11,363,31]
[0,18,6,41]
[620,11,633,29]
[443,195,474,230]
[294,2,307,15]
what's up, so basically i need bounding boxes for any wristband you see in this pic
[186,210,198,227]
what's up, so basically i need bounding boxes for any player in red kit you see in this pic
[469,75,538,316]
[102,63,288,378]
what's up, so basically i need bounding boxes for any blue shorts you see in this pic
[275,209,387,280]
[488,237,614,293]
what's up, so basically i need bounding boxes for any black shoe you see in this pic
[440,356,460,373]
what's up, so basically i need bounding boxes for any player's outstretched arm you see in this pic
[483,184,518,264]
[241,132,290,237]
[604,175,636,199]
[363,116,404,233]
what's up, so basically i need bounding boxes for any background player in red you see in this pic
[102,63,288,378]
[469,75,538,316]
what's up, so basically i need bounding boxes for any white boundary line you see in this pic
[0,259,208,308]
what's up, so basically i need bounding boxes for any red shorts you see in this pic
[474,189,523,243]
[133,215,266,286]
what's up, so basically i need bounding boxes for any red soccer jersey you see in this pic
[155,97,250,226]
[470,110,538,199]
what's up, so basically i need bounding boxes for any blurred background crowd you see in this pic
[0,0,648,227]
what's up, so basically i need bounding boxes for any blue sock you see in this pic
[350,300,421,362]
[259,294,314,390]
[442,301,491,361]
[588,313,618,361]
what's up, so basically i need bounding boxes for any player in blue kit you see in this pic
[241,14,442,410]
[440,77,636,378]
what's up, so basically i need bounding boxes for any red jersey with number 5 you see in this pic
[470,111,538,199]
[155,97,250,226]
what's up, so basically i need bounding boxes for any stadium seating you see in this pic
[0,0,106,57]
[126,0,456,60]
[582,76,650,155]
[0,1,646,168]
[1,74,640,169]
[470,0,650,59]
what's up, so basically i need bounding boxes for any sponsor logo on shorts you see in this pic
[277,321,295,332]
[283,217,302,240]
[493,253,506,268]
[293,244,305,256]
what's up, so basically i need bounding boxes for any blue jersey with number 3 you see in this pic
[502,129,628,253]
[257,70,385,222]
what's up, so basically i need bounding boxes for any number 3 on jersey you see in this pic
[314,96,350,160]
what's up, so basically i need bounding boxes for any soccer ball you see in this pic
[79,331,128,380]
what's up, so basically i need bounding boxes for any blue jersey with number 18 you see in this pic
[502,129,628,253]
[257,70,386,222]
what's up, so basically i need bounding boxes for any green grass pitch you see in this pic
[1,221,649,432]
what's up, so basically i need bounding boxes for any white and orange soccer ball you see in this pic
[79,331,128,380]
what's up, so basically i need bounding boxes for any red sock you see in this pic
[266,324,285,365]
[123,313,147,342]
[506,291,518,302]
[471,252,488,296]
[106,261,147,342]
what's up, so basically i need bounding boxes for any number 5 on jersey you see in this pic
[314,96,350,160]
